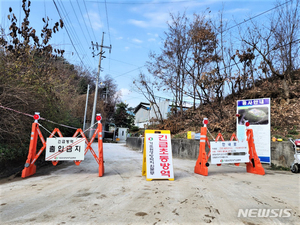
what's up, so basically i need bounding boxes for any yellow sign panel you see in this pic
[187,131,195,139]
[142,130,174,181]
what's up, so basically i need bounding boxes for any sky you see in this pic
[0,0,280,109]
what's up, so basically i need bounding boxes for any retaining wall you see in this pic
[126,137,295,168]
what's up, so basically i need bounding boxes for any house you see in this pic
[134,100,175,128]
[134,102,150,128]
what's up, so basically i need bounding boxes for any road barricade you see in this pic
[22,113,104,178]
[194,118,265,176]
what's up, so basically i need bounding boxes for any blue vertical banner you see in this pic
[236,98,271,163]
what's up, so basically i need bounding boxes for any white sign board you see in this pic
[145,133,174,180]
[210,141,249,164]
[45,137,85,161]
[237,98,271,163]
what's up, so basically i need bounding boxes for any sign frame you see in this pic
[45,137,86,161]
[142,130,174,181]
[210,141,250,164]
[236,98,271,163]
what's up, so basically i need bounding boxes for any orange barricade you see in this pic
[245,128,265,175]
[22,113,104,178]
[194,126,209,176]
[194,118,265,176]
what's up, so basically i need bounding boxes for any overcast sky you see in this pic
[1,0,279,108]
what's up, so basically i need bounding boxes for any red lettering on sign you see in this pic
[159,135,167,141]
[159,141,168,148]
[161,170,170,177]
[160,162,170,170]
[159,148,168,154]
[160,155,169,162]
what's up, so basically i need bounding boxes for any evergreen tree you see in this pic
[113,102,135,128]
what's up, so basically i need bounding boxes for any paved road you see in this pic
[0,143,299,225]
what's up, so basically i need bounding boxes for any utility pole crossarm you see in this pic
[91,40,112,57]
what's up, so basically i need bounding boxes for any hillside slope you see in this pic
[156,74,300,140]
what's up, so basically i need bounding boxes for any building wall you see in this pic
[149,100,170,120]
[134,108,149,128]
[134,101,170,127]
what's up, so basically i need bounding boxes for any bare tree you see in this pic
[241,0,300,102]
[132,72,164,123]
[187,13,217,107]
[147,12,191,114]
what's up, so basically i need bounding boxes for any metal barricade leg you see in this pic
[22,122,38,178]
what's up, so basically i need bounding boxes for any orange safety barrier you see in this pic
[245,128,265,175]
[194,118,265,176]
[22,113,104,178]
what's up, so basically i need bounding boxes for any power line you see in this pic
[104,0,112,73]
[217,38,300,73]
[95,0,295,77]
[76,0,93,42]
[223,0,293,32]
[53,0,87,71]
[110,58,140,67]
[112,40,300,80]
[88,0,197,4]
[273,38,300,50]
[69,0,90,46]
[214,0,297,72]
[54,0,297,83]
[56,0,95,70]
[112,66,145,79]
[104,0,111,45]
[57,1,87,54]
[83,0,98,41]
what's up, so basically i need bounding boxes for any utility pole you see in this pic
[83,84,90,131]
[105,87,108,102]
[89,32,112,138]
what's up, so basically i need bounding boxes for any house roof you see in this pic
[134,102,150,114]
[134,101,192,114]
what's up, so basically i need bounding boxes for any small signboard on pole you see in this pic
[45,137,85,161]
[142,130,174,181]
[210,141,249,164]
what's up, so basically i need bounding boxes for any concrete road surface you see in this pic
[0,143,299,225]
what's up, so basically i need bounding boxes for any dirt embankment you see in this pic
[155,76,300,140]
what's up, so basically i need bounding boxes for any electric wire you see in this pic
[56,0,94,70]
[95,0,295,74]
[53,0,87,71]
[104,0,111,45]
[2,0,297,111]
[88,0,197,4]
[76,0,93,42]
[56,0,90,68]
[83,0,98,41]
[110,58,140,67]
[57,0,91,64]
[223,0,293,33]
[112,66,145,79]
[69,0,90,46]
[104,0,112,73]
[220,38,300,72]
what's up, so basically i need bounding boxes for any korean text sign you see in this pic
[210,141,249,164]
[45,137,85,161]
[145,132,174,180]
